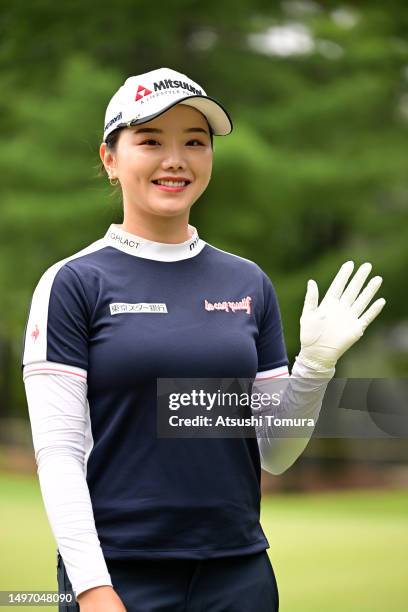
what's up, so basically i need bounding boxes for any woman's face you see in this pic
[100,104,213,219]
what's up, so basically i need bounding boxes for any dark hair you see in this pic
[100,120,214,179]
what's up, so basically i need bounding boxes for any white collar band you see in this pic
[103,224,206,262]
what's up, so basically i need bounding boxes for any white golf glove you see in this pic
[298,261,386,371]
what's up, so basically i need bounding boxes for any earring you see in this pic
[109,176,119,186]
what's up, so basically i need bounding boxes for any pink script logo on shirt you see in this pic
[204,296,252,315]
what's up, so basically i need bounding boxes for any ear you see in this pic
[99,142,117,176]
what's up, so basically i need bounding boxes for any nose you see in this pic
[160,143,187,171]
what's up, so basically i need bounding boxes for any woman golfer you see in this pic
[22,67,385,611]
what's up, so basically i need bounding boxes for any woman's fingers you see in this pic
[320,261,354,307]
[340,262,372,305]
[358,298,386,331]
[302,279,319,315]
[351,276,383,317]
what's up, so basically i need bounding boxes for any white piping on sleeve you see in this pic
[255,365,289,380]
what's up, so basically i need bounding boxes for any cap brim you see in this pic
[106,94,233,140]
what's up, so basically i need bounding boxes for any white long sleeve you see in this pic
[23,365,112,600]
[253,357,335,475]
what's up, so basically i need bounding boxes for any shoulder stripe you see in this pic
[22,238,107,369]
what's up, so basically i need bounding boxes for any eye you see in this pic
[187,139,204,146]
[141,139,160,146]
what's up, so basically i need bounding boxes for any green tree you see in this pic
[1,1,407,417]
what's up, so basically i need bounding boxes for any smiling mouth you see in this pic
[152,179,191,187]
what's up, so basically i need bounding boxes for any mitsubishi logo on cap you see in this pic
[135,77,201,103]
[135,85,152,101]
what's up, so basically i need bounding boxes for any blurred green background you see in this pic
[0,1,407,610]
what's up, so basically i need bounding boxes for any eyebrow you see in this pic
[133,127,209,135]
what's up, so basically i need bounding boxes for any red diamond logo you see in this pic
[135,85,152,101]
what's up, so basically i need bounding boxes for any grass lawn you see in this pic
[261,487,408,611]
[0,471,407,610]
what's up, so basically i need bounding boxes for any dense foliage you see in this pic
[1,1,407,415]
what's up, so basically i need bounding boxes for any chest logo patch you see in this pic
[204,296,252,315]
[110,302,168,315]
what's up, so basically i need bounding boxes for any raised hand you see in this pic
[298,261,386,371]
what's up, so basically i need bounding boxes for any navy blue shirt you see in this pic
[22,224,288,560]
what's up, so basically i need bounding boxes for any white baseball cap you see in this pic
[103,67,233,142]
